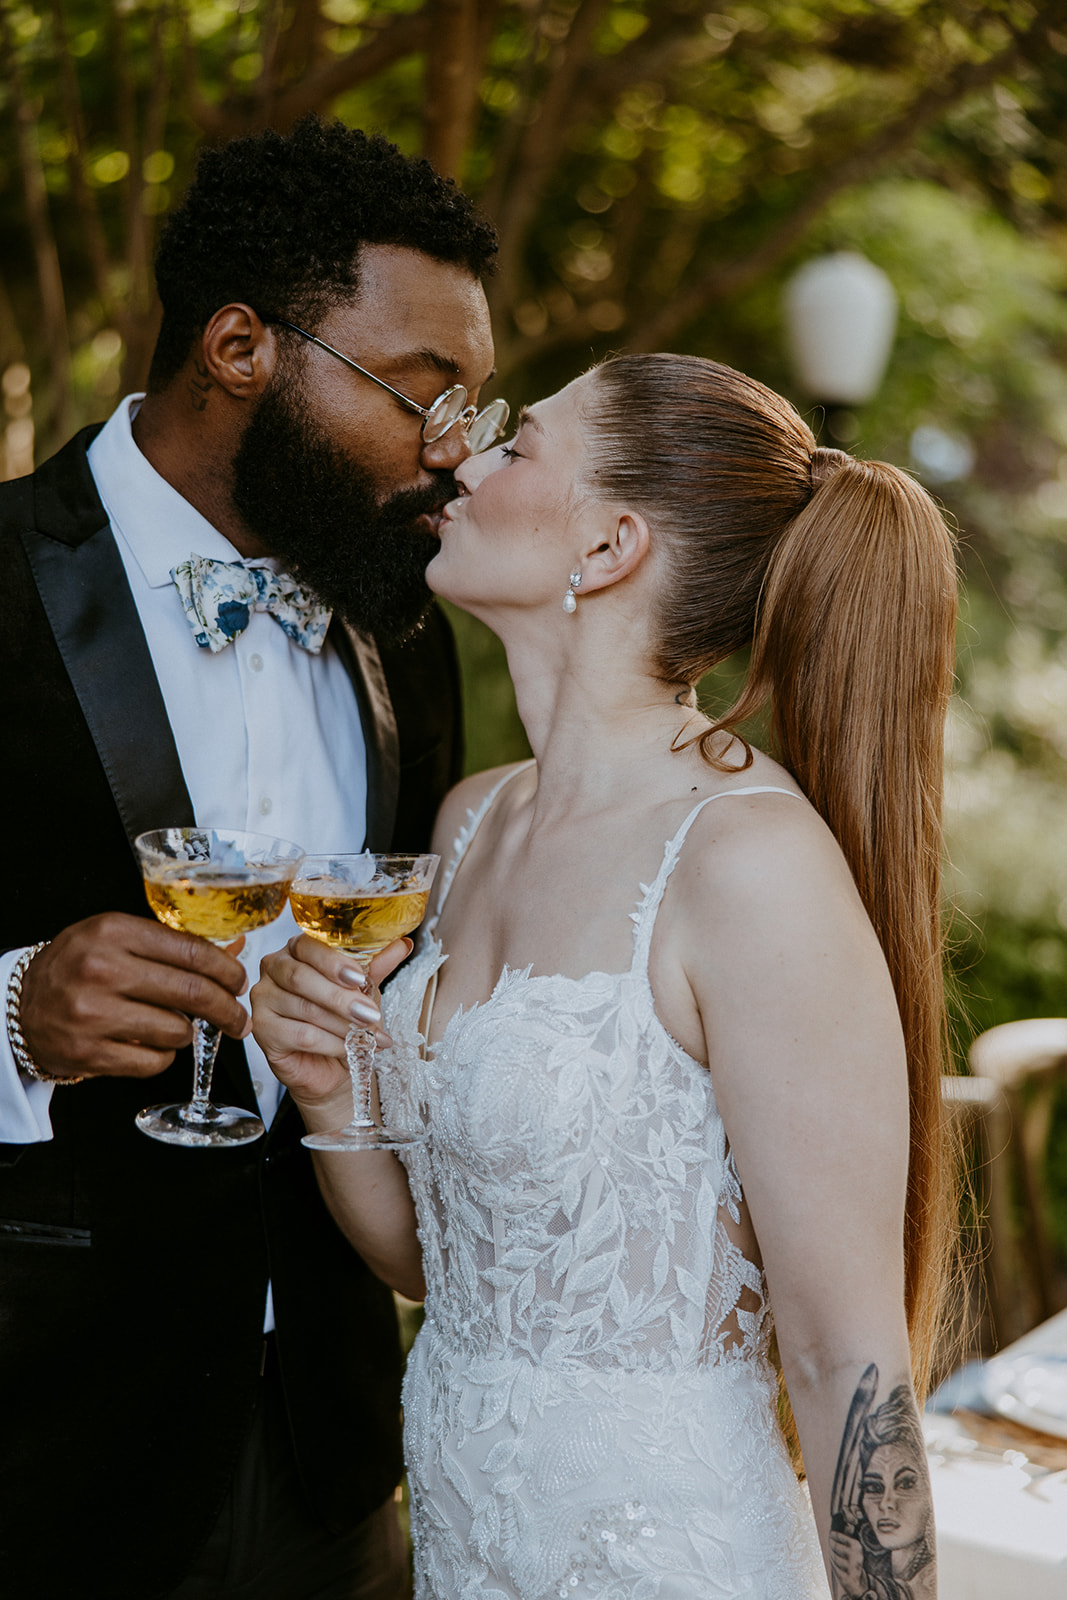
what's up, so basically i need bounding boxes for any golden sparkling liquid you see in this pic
[144,866,292,942]
[289,886,430,955]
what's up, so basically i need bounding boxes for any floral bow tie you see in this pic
[171,555,332,655]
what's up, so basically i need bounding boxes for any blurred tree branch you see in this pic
[486,0,613,318]
[192,8,433,138]
[628,13,1056,352]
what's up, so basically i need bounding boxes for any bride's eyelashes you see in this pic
[499,443,523,461]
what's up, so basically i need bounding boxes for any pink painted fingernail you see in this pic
[340,966,368,989]
[349,999,380,1024]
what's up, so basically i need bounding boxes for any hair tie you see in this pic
[810,445,852,491]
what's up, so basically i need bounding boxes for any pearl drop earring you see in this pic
[562,569,582,614]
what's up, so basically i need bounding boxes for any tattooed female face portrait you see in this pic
[862,1441,929,1556]
[830,1371,935,1600]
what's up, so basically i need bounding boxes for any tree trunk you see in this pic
[0,10,71,452]
[50,0,115,320]
[422,0,480,178]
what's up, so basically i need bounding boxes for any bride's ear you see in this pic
[580,509,651,594]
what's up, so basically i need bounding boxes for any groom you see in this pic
[0,118,499,1598]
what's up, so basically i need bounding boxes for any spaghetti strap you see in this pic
[427,760,536,933]
[630,784,802,972]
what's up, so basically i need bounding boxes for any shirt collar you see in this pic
[87,394,265,589]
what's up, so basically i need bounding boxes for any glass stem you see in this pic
[344,1023,378,1132]
[187,1017,223,1123]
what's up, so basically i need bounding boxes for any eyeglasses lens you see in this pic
[467,398,510,455]
[422,388,468,443]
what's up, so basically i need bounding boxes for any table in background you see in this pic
[927,1307,1067,1598]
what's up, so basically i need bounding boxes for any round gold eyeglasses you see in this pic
[269,318,509,454]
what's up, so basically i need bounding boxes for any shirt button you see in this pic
[258,796,272,816]
[253,1079,264,1095]
[249,653,264,672]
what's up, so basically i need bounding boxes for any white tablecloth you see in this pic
[926,1420,1067,1598]
[927,1308,1067,1598]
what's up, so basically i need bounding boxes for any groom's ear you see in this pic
[581,509,651,594]
[200,303,275,401]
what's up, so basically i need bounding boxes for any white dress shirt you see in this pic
[0,396,369,1154]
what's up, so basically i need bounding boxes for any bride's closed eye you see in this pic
[499,443,523,461]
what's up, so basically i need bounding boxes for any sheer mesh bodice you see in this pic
[378,770,829,1599]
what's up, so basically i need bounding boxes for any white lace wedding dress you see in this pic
[378,769,830,1599]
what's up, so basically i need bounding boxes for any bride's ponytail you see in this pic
[717,448,958,1394]
[582,355,959,1394]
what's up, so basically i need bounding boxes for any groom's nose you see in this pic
[420,424,473,476]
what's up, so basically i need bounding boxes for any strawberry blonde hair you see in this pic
[582,353,958,1396]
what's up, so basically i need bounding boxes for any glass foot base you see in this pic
[136,1102,265,1148]
[301,1124,424,1153]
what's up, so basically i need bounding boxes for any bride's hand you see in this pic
[250,934,412,1108]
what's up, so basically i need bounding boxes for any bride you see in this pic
[251,353,956,1599]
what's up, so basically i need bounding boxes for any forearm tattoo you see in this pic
[828,1365,936,1600]
[189,360,213,411]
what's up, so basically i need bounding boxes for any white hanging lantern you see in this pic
[783,252,898,404]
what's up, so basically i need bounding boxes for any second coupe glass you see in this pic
[289,852,438,1152]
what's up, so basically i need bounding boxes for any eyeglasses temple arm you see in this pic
[269,320,430,419]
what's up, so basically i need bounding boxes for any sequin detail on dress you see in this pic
[378,772,829,1599]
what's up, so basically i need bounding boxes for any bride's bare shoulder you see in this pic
[668,778,874,963]
[430,761,533,857]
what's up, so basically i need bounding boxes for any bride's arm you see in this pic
[250,760,534,1299]
[670,796,936,1600]
[252,933,427,1299]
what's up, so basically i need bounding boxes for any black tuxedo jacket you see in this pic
[0,428,462,1599]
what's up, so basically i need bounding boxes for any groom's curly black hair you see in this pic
[148,115,498,391]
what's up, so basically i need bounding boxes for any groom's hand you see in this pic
[17,913,251,1083]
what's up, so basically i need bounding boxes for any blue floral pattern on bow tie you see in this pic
[171,555,332,654]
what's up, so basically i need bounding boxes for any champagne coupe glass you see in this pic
[289,852,438,1152]
[134,827,305,1148]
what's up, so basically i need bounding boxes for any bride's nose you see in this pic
[455,441,506,494]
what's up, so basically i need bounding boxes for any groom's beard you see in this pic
[231,380,452,643]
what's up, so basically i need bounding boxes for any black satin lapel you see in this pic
[335,623,399,851]
[22,525,195,850]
